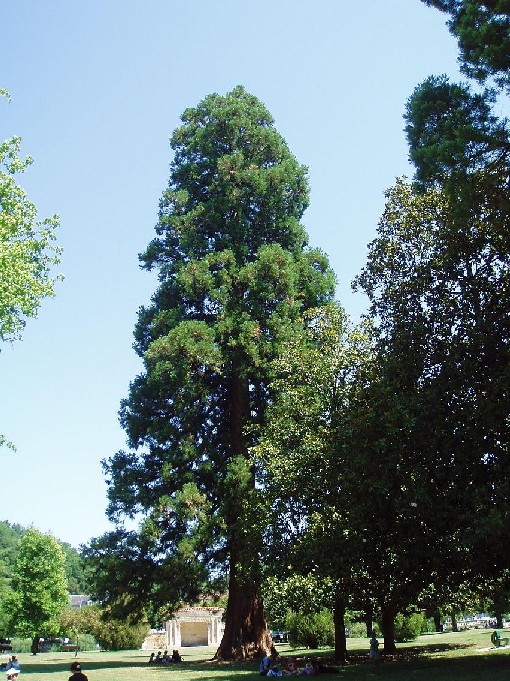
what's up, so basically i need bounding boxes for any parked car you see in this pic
[0,639,12,653]
[271,631,288,643]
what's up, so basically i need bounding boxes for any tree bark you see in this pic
[31,636,40,655]
[433,611,441,632]
[214,373,272,660]
[381,604,397,654]
[333,598,347,662]
[214,545,272,660]
[364,604,374,638]
[451,611,458,632]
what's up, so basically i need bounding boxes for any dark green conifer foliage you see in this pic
[422,1,510,91]
[88,86,335,660]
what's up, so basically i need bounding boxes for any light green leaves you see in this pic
[0,93,62,343]
[5,529,69,638]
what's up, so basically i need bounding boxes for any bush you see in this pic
[346,621,368,638]
[286,609,334,648]
[77,633,97,651]
[9,638,32,654]
[61,605,148,652]
[92,616,149,651]
[394,612,426,642]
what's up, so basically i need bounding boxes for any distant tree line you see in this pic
[0,521,90,595]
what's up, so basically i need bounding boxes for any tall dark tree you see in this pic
[86,86,335,660]
[259,298,458,654]
[353,178,502,646]
[402,26,510,569]
[404,75,509,187]
[353,3,510,628]
[421,1,510,91]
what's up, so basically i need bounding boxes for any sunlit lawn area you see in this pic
[16,629,510,681]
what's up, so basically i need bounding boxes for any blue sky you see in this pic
[0,1,462,547]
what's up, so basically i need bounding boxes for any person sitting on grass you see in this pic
[5,656,20,680]
[171,650,182,663]
[260,652,278,676]
[301,661,316,676]
[369,632,380,663]
[283,658,298,675]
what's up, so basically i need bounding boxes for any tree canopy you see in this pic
[256,0,510,653]
[422,1,510,90]
[86,85,335,660]
[0,90,62,344]
[0,521,90,595]
[4,529,69,650]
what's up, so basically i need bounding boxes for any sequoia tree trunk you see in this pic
[214,544,273,660]
[214,373,273,660]
[364,603,374,637]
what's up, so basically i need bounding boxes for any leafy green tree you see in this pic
[256,304,382,658]
[421,1,510,90]
[4,529,69,653]
[86,86,335,660]
[59,605,148,652]
[402,3,510,578]
[354,173,510,644]
[0,521,89,597]
[1,90,62,449]
[263,575,335,632]
[0,90,62,343]
[59,542,90,594]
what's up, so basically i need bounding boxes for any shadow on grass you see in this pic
[22,645,510,681]
[24,659,146,674]
[24,658,257,676]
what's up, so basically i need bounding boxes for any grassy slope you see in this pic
[14,629,510,681]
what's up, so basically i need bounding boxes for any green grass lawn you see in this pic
[11,629,510,681]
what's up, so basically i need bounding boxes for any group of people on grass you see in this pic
[259,654,341,676]
[260,653,314,676]
[148,649,182,664]
[259,632,380,675]
[1,657,86,681]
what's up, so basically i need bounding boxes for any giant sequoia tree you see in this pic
[87,86,335,660]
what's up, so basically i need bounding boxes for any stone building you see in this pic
[165,607,225,648]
